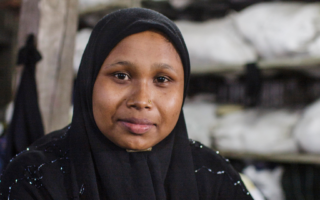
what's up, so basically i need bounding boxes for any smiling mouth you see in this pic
[118,118,155,134]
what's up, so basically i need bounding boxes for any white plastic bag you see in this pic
[176,17,257,69]
[183,99,217,146]
[294,99,320,153]
[234,2,320,59]
[211,109,299,153]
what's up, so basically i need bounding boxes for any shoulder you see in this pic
[189,139,231,172]
[0,127,70,199]
[189,139,253,199]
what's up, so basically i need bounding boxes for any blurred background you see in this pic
[2,0,320,199]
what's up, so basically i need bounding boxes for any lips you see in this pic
[118,118,155,134]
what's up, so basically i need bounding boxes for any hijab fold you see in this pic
[68,8,198,199]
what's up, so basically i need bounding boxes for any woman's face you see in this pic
[92,31,184,150]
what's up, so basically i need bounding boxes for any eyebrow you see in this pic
[152,62,176,72]
[106,60,176,72]
[107,60,134,68]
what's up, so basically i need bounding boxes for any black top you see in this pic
[0,127,252,199]
[0,8,253,200]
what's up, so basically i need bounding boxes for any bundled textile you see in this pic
[211,108,300,154]
[294,99,320,153]
[183,96,217,146]
[176,17,257,69]
[243,165,285,200]
[235,2,320,60]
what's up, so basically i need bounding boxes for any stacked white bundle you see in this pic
[75,3,320,73]
[176,17,257,69]
[169,0,192,9]
[183,99,217,147]
[211,109,300,154]
[294,99,320,154]
[235,2,320,60]
[243,165,285,200]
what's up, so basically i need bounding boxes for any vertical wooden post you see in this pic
[14,0,40,93]
[36,0,78,133]
[17,0,41,49]
[16,0,78,133]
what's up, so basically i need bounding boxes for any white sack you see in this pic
[294,99,320,153]
[243,165,285,200]
[234,2,320,59]
[176,17,257,69]
[183,100,217,147]
[240,174,265,200]
[211,109,299,153]
[169,0,193,9]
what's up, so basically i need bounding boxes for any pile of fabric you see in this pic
[243,165,285,200]
[75,2,320,73]
[208,100,320,155]
[183,95,217,147]
[177,2,320,72]
[183,96,320,155]
[210,108,300,154]
[175,17,257,68]
[294,99,320,154]
[234,3,320,60]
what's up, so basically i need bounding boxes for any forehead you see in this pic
[113,31,173,51]
[104,31,182,67]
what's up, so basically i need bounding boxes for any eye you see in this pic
[155,76,169,83]
[114,73,129,80]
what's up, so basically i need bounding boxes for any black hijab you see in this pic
[68,8,198,199]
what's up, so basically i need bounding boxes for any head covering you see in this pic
[68,8,199,199]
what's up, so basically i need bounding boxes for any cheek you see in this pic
[157,86,184,132]
[92,78,123,129]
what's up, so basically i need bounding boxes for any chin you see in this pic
[120,139,154,150]
[124,143,152,150]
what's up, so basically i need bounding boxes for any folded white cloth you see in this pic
[176,17,257,70]
[169,0,192,9]
[234,2,320,60]
[243,165,285,200]
[211,109,300,153]
[183,99,217,147]
[294,99,320,153]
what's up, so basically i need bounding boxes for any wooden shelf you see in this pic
[219,150,320,165]
[191,57,320,75]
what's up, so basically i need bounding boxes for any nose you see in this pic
[126,81,152,110]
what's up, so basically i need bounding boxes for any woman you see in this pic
[0,8,253,200]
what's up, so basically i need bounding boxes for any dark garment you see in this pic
[0,8,252,200]
[245,62,262,107]
[4,34,44,169]
[0,127,252,199]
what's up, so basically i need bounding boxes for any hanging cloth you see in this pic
[4,34,44,169]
